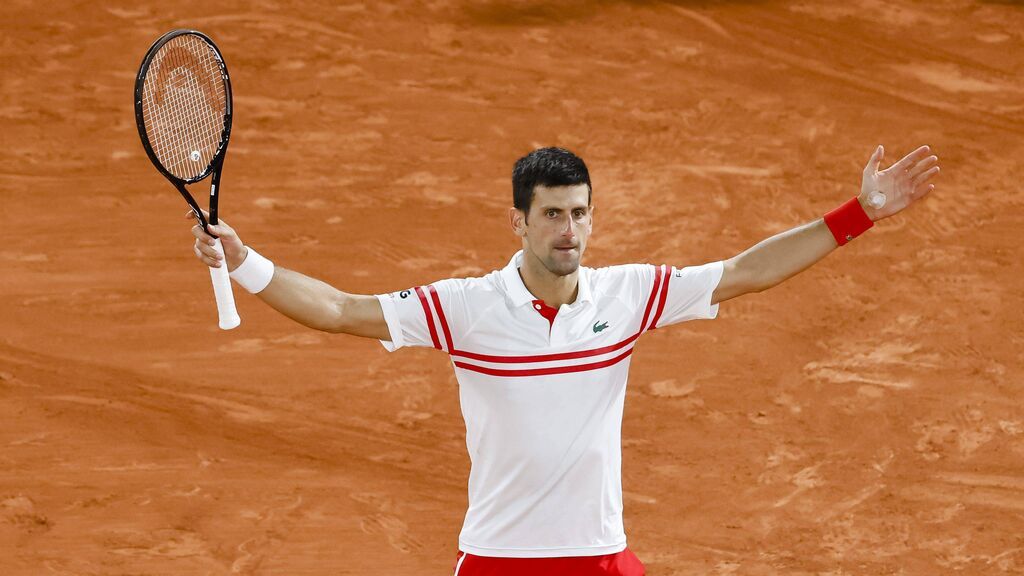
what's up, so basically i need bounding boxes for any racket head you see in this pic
[134,29,233,186]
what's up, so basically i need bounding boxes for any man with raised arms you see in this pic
[188,145,939,576]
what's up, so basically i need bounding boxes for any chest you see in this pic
[460,295,639,354]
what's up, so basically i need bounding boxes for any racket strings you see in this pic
[141,34,227,181]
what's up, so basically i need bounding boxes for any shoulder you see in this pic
[588,263,657,289]
[586,263,660,307]
[429,269,504,302]
[589,262,653,279]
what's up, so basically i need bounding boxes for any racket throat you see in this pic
[208,154,227,226]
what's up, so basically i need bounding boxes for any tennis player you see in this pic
[188,145,939,575]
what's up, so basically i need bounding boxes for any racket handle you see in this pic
[209,238,241,330]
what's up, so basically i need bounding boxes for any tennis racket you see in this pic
[134,29,240,330]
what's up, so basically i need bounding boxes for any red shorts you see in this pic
[452,548,645,576]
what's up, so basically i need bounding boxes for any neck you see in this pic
[518,248,579,308]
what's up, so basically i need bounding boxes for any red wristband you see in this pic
[824,197,873,246]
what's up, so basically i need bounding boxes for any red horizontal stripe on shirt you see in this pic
[453,347,635,377]
[450,332,641,363]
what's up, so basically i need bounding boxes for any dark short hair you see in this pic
[512,147,591,216]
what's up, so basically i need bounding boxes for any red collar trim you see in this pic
[530,299,558,328]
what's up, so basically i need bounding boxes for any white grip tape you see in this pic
[209,238,241,330]
[229,246,275,294]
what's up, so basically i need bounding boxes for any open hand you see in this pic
[860,145,940,221]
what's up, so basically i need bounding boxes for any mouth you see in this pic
[553,246,578,253]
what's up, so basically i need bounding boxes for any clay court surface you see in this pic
[2,1,1023,574]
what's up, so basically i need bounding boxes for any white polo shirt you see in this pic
[375,250,723,558]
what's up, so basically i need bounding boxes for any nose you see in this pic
[560,213,576,238]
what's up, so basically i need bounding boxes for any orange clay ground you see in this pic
[1,1,1022,574]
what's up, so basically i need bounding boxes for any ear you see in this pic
[509,207,528,237]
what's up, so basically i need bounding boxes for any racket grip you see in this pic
[209,239,241,330]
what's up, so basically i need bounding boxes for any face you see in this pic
[509,183,593,277]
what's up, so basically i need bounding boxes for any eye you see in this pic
[573,209,586,218]
[546,209,557,218]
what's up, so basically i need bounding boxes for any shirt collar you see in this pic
[500,250,593,308]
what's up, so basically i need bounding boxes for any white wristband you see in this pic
[229,246,275,294]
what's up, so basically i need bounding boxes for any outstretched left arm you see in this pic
[711,144,940,305]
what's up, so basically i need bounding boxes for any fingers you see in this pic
[912,183,936,199]
[890,145,931,172]
[187,209,231,268]
[191,222,215,243]
[184,208,211,220]
[907,154,939,179]
[185,208,232,240]
[864,144,884,174]
[190,216,234,238]
[192,226,220,254]
[191,223,224,267]
[194,242,224,268]
[911,166,940,190]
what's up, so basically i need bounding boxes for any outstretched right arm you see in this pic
[251,266,389,339]
[189,212,389,339]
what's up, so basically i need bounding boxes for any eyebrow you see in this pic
[539,205,589,211]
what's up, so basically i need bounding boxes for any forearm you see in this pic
[256,266,349,333]
[190,216,388,337]
[733,218,838,291]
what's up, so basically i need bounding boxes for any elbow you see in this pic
[749,273,789,294]
[722,257,772,299]
[323,292,352,334]
[730,273,778,298]
[752,275,781,293]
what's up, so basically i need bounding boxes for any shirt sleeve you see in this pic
[652,261,725,329]
[374,279,461,352]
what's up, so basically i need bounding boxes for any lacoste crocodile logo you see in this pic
[593,321,609,333]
